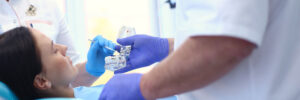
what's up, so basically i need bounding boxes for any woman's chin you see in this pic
[72,66,79,79]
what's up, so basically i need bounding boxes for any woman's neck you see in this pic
[53,87,74,98]
[39,85,75,98]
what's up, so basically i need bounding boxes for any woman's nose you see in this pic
[58,44,68,56]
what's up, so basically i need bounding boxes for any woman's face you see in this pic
[31,29,78,87]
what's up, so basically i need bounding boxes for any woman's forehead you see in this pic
[30,28,52,50]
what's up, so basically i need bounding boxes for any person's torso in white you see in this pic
[174,0,300,100]
[0,0,80,64]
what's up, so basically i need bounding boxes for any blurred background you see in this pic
[54,0,176,85]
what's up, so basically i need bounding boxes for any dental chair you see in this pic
[0,81,82,100]
[0,82,17,100]
[1,81,177,100]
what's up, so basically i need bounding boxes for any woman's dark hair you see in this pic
[0,27,42,99]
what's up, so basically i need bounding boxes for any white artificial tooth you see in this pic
[104,26,136,71]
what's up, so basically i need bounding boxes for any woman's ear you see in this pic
[33,74,52,90]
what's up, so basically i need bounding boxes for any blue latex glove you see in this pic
[99,73,145,100]
[86,35,116,76]
[115,35,169,73]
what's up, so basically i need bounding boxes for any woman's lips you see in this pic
[66,56,72,65]
[69,59,73,65]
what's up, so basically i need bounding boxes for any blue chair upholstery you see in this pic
[36,98,82,100]
[0,82,18,100]
[1,82,174,100]
[0,81,82,100]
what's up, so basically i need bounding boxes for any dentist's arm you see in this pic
[140,36,255,99]
[71,62,97,87]
[99,36,255,100]
[167,38,174,54]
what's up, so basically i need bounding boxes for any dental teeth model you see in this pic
[104,55,126,71]
[104,26,136,71]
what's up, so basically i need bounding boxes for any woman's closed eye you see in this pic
[51,41,58,54]
[54,48,58,54]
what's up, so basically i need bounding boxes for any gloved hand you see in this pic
[99,73,145,100]
[115,35,169,73]
[86,35,116,76]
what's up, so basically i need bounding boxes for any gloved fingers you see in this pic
[100,40,115,55]
[117,35,137,46]
[99,83,110,100]
[104,39,115,49]
[89,36,97,47]
[130,57,145,67]
[128,51,149,67]
[89,40,101,54]
[94,36,116,55]
[89,41,94,47]
[106,40,116,54]
[96,37,109,54]
[114,45,121,52]
[98,87,108,100]
[93,35,104,42]
[99,75,121,100]
[114,66,131,74]
[90,35,104,47]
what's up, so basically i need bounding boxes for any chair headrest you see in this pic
[0,82,82,100]
[0,82,18,100]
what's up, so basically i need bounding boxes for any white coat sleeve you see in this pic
[54,8,81,65]
[175,0,269,46]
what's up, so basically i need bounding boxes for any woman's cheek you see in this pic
[52,57,69,73]
[54,58,74,84]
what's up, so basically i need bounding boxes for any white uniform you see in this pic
[174,0,300,100]
[0,0,80,64]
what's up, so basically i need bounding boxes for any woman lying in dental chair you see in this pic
[0,27,176,100]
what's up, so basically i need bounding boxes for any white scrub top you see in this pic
[0,0,80,64]
[174,0,300,100]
